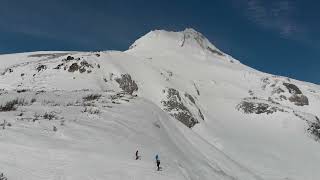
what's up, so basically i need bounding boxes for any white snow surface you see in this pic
[0,28,319,180]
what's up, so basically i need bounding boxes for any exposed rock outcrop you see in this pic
[237,98,285,115]
[68,63,80,72]
[283,83,302,94]
[289,94,309,106]
[283,82,309,106]
[162,88,198,128]
[36,65,47,72]
[161,88,206,128]
[115,74,138,95]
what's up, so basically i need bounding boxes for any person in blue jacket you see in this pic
[155,154,161,171]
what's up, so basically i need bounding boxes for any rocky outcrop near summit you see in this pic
[282,83,309,106]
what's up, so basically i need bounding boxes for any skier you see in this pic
[135,150,140,160]
[155,154,161,171]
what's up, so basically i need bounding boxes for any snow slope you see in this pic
[0,28,319,180]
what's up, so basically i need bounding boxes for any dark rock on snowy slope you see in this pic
[237,99,285,115]
[283,82,309,106]
[36,64,47,72]
[207,47,224,56]
[67,60,94,73]
[283,83,302,94]
[184,93,196,104]
[272,87,285,94]
[198,109,205,120]
[115,74,138,95]
[308,121,320,140]
[162,88,198,128]
[54,63,64,70]
[294,112,320,140]
[289,94,309,106]
[68,63,80,72]
[80,60,93,68]
[66,56,74,61]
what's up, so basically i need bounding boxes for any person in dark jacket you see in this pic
[135,150,140,160]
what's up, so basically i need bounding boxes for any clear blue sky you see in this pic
[0,0,319,84]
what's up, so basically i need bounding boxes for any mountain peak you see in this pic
[180,28,221,52]
[127,28,226,58]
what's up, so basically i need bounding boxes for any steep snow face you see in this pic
[0,29,320,180]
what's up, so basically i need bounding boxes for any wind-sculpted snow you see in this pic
[0,29,320,179]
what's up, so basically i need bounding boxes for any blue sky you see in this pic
[0,0,319,84]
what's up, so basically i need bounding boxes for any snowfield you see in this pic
[0,28,319,180]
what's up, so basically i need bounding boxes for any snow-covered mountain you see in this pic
[0,28,319,180]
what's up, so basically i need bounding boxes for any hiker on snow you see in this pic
[135,150,140,160]
[155,154,161,171]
